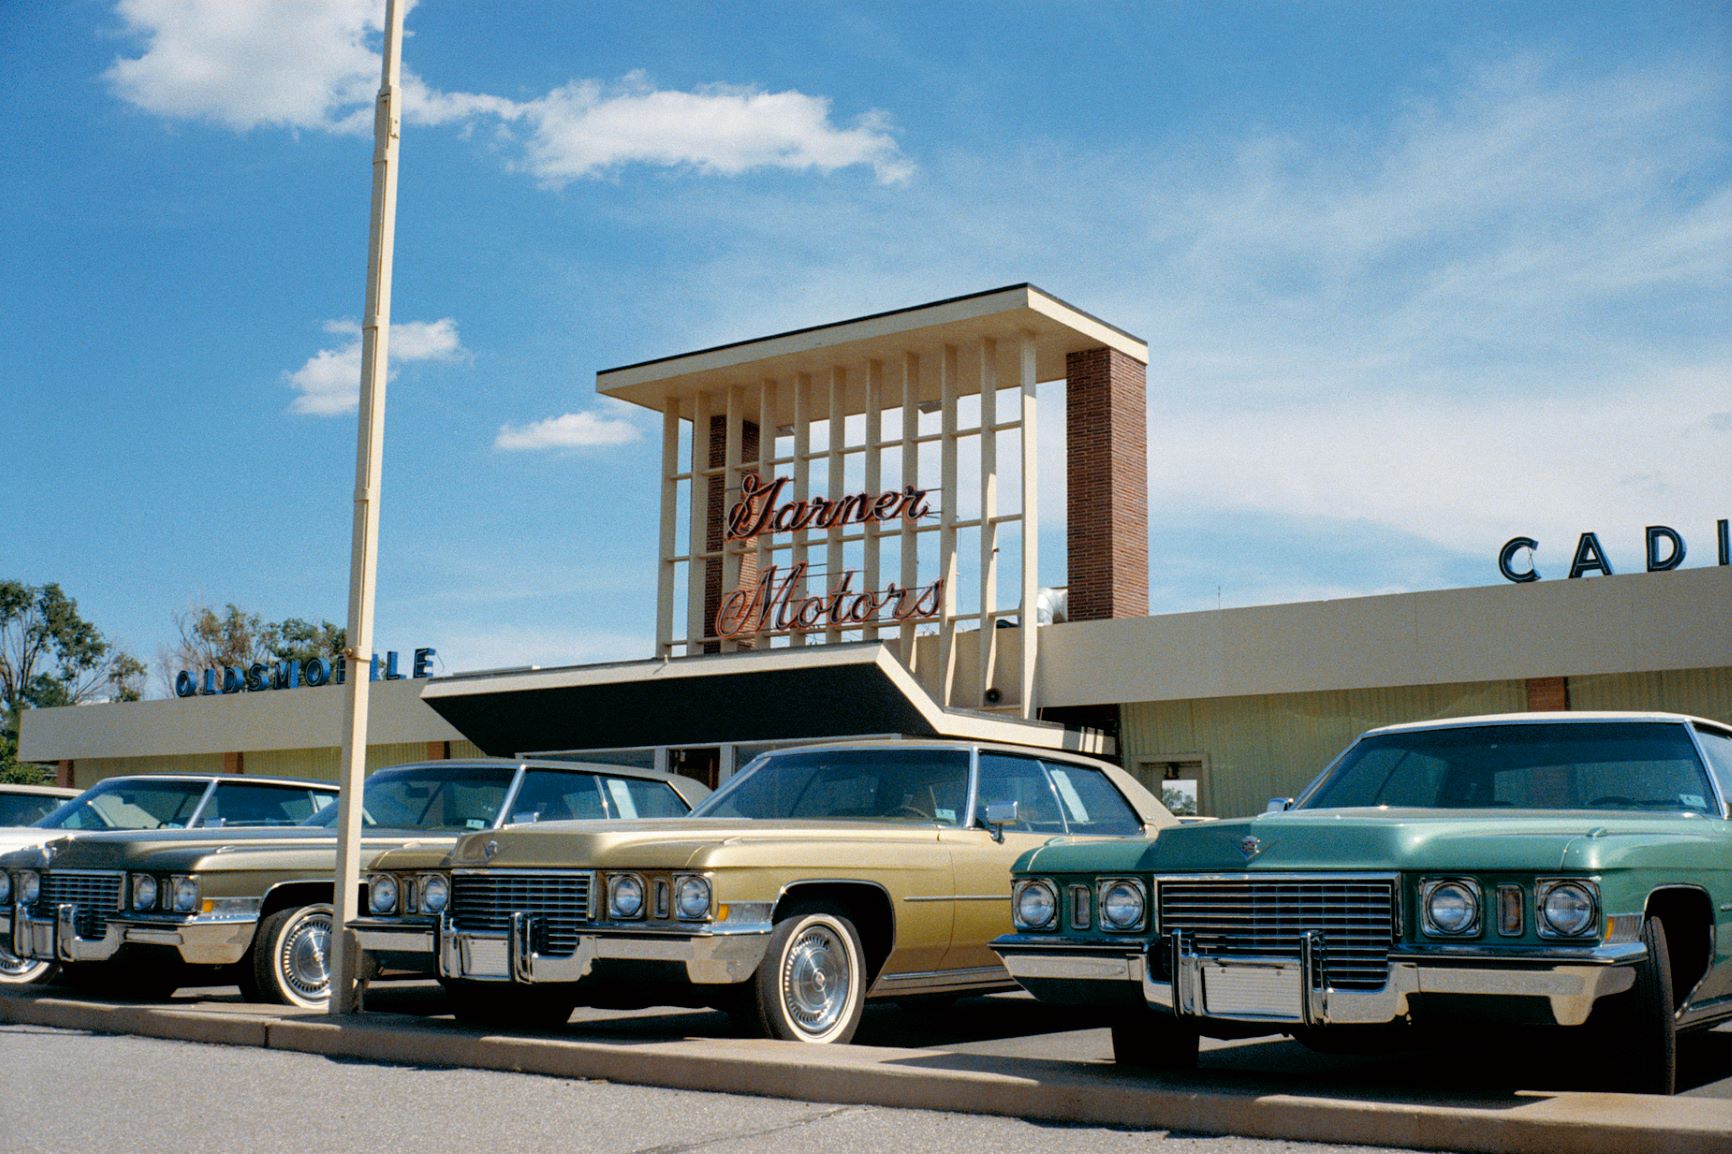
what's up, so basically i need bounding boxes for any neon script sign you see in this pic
[717,474,942,640]
[725,473,932,542]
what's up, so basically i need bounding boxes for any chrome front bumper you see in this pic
[996,932,1645,1029]
[434,912,773,986]
[1144,933,1644,1029]
[351,916,436,956]
[3,904,255,966]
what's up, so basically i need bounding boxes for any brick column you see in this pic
[1065,347,1149,621]
[223,751,245,774]
[56,760,74,788]
[1525,676,1569,711]
[703,413,760,652]
[425,740,451,760]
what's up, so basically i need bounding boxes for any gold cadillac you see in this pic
[356,741,1174,1042]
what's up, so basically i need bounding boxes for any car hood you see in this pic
[1,826,454,872]
[1017,835,1158,875]
[422,818,951,872]
[1127,808,1726,873]
[0,828,54,858]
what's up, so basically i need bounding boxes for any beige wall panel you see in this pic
[1043,566,1732,707]
[72,752,227,788]
[1567,667,1732,724]
[20,678,462,763]
[1122,679,1526,818]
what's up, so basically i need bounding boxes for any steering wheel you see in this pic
[888,804,930,820]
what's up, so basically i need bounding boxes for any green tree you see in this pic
[0,581,144,780]
[159,600,345,694]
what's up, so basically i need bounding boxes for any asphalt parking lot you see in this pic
[6,979,1731,1153]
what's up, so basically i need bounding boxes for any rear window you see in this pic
[0,793,64,826]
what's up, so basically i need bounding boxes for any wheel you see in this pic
[249,903,335,1008]
[749,905,867,1044]
[1110,1008,1199,1070]
[1592,916,1677,1095]
[0,940,55,986]
[441,979,578,1031]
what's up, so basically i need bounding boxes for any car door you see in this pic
[937,752,1071,973]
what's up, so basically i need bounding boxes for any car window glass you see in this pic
[1694,727,1732,808]
[605,776,688,819]
[0,794,63,826]
[1042,763,1142,835]
[38,780,208,830]
[199,784,325,827]
[509,771,606,823]
[975,754,1066,834]
[300,764,517,830]
[1305,723,1716,813]
[696,748,970,824]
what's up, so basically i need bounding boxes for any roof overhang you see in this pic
[421,643,1102,756]
[596,283,1146,420]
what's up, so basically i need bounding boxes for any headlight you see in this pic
[1099,879,1146,931]
[608,873,645,919]
[675,875,710,920]
[1013,880,1057,930]
[18,871,40,905]
[131,874,159,911]
[419,874,449,915]
[0,871,11,904]
[368,874,399,915]
[1537,880,1598,938]
[1422,878,1481,937]
[171,876,199,914]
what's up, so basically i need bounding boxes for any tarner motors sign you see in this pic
[715,473,944,640]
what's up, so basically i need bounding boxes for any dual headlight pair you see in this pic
[1421,877,1599,939]
[129,873,199,914]
[367,873,449,916]
[1013,878,1147,932]
[606,872,710,921]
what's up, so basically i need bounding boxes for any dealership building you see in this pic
[21,285,1732,816]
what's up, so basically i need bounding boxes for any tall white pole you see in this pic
[329,0,406,1015]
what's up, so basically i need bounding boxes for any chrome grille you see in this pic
[1159,877,1396,991]
[35,871,125,939]
[450,871,594,957]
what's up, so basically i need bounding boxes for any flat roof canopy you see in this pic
[595,283,1147,421]
[421,643,1094,756]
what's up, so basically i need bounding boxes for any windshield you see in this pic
[0,792,67,826]
[301,764,518,831]
[38,779,210,830]
[694,748,971,824]
[1303,722,1718,814]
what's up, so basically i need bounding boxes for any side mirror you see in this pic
[981,800,1018,842]
[1265,797,1294,813]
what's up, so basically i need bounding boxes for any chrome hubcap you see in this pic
[0,941,42,979]
[279,909,333,1001]
[781,924,850,1036]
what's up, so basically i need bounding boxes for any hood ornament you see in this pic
[483,839,500,860]
[1238,834,1263,862]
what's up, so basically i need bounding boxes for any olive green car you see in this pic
[0,759,707,1005]
[356,741,1174,1043]
[992,712,1732,1094]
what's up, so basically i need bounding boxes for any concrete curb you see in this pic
[4,992,1728,1154]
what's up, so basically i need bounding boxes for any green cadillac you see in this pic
[992,712,1732,1095]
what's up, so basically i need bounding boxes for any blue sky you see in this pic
[4,1,1729,689]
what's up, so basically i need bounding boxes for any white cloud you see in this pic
[106,0,382,132]
[494,411,642,452]
[511,74,911,186]
[105,4,910,181]
[285,317,466,416]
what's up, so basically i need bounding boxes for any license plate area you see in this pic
[1200,959,1303,1021]
[459,935,511,980]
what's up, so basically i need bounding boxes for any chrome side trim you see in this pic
[904,894,1006,903]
